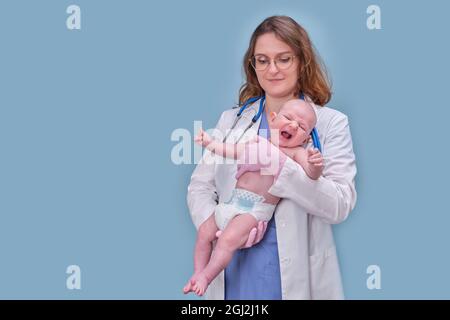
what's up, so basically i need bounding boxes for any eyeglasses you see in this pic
[250,54,297,71]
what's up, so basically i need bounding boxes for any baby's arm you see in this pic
[194,128,246,159]
[293,148,324,180]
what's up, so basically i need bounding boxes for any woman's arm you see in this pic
[187,113,228,230]
[268,113,357,224]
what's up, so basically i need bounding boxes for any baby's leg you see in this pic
[193,214,219,273]
[192,213,258,296]
[183,214,218,294]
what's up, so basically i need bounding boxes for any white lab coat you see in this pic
[186,96,357,300]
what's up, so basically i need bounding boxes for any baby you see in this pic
[183,99,324,296]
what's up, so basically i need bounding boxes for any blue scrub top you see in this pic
[224,107,282,300]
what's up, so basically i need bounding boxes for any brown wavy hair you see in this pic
[239,15,332,107]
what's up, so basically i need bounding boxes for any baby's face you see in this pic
[269,99,317,148]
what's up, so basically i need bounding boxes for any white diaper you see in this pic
[215,188,276,230]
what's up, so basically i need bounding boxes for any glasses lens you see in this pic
[251,55,295,71]
[251,55,269,71]
[276,55,294,70]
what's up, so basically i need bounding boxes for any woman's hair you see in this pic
[239,15,332,106]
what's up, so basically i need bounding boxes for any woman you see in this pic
[187,15,357,299]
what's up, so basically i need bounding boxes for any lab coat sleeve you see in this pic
[186,111,228,230]
[269,113,357,224]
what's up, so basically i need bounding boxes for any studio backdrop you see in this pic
[0,0,449,299]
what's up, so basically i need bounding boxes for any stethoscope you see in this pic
[222,94,322,151]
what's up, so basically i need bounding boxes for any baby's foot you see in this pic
[192,273,209,296]
[183,274,200,294]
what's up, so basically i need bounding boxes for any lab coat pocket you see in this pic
[309,246,344,300]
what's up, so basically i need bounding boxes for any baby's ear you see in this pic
[302,135,312,145]
[269,111,277,122]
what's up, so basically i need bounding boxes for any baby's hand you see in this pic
[307,148,324,178]
[194,128,213,148]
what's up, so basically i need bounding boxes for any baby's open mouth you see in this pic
[281,131,292,139]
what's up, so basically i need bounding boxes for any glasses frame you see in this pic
[249,53,297,71]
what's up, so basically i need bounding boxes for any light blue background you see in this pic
[0,0,449,299]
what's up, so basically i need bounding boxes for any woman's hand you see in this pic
[215,220,268,248]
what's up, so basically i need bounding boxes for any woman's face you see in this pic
[253,32,299,99]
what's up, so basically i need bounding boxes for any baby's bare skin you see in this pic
[236,172,279,205]
[235,143,311,205]
[184,99,324,296]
